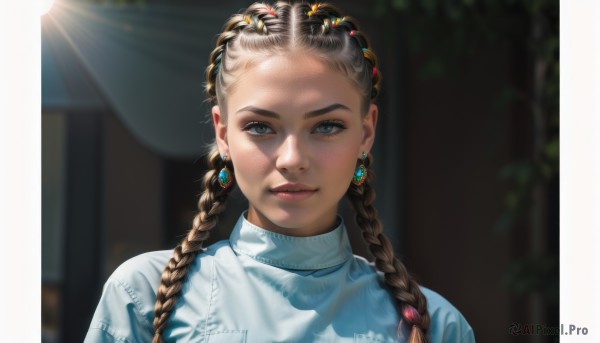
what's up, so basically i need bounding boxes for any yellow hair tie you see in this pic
[307,4,319,17]
[244,15,251,24]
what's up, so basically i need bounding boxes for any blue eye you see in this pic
[243,121,274,135]
[313,120,346,135]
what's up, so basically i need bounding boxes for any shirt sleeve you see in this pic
[460,327,476,343]
[420,287,476,343]
[84,277,154,343]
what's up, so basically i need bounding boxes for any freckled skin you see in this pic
[213,52,377,236]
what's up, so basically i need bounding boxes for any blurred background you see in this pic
[41,0,559,342]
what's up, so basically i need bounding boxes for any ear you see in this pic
[358,103,378,156]
[212,105,229,156]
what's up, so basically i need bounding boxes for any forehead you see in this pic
[225,52,362,116]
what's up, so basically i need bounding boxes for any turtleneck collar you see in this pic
[229,212,353,270]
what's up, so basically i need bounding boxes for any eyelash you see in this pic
[242,121,274,136]
[242,120,347,136]
[313,120,346,135]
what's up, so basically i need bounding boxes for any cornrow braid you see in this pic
[245,3,280,34]
[301,2,381,100]
[205,14,251,105]
[346,154,431,343]
[205,3,283,106]
[151,148,235,343]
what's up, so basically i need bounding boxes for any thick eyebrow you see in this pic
[236,106,280,118]
[305,103,351,118]
[236,103,351,119]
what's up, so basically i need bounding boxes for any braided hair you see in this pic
[151,149,234,343]
[153,2,430,342]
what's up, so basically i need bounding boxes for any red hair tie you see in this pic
[401,304,422,325]
[264,4,277,17]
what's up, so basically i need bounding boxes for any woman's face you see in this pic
[213,52,377,236]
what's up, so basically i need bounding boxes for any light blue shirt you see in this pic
[85,213,475,342]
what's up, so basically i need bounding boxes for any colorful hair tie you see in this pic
[401,304,422,325]
[307,4,319,16]
[244,15,251,24]
[263,4,277,17]
[349,30,358,37]
[331,17,342,26]
[361,48,370,58]
[372,66,377,77]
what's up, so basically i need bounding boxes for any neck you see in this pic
[229,212,353,270]
[245,206,339,237]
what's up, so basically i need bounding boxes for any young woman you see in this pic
[85,2,475,342]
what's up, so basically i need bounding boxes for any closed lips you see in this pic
[270,184,317,192]
[275,189,312,192]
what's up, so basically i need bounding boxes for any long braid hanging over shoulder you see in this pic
[151,149,235,343]
[153,4,282,342]
[346,155,431,343]
[303,4,431,340]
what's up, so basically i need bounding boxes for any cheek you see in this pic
[228,133,271,180]
[314,143,359,180]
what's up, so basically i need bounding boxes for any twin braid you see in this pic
[347,154,431,343]
[302,2,381,100]
[151,149,234,343]
[205,3,281,106]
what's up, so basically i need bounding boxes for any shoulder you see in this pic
[109,242,231,289]
[419,287,475,342]
[85,245,231,343]
[349,256,475,342]
[85,251,174,342]
[109,250,172,287]
[105,242,232,298]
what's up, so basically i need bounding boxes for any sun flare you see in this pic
[40,0,55,16]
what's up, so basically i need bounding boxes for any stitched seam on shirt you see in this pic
[233,247,348,269]
[111,277,154,330]
[203,258,216,343]
[209,330,248,334]
[91,322,131,343]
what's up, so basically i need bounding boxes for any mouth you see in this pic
[270,183,318,193]
[269,183,318,201]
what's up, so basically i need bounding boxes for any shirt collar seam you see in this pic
[232,246,351,270]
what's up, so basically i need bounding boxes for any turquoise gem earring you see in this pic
[218,153,233,189]
[352,152,368,186]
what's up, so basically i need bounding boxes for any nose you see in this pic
[275,135,309,174]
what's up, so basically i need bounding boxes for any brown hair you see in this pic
[152,2,429,342]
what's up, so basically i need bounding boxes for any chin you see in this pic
[266,207,335,236]
[269,208,314,228]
